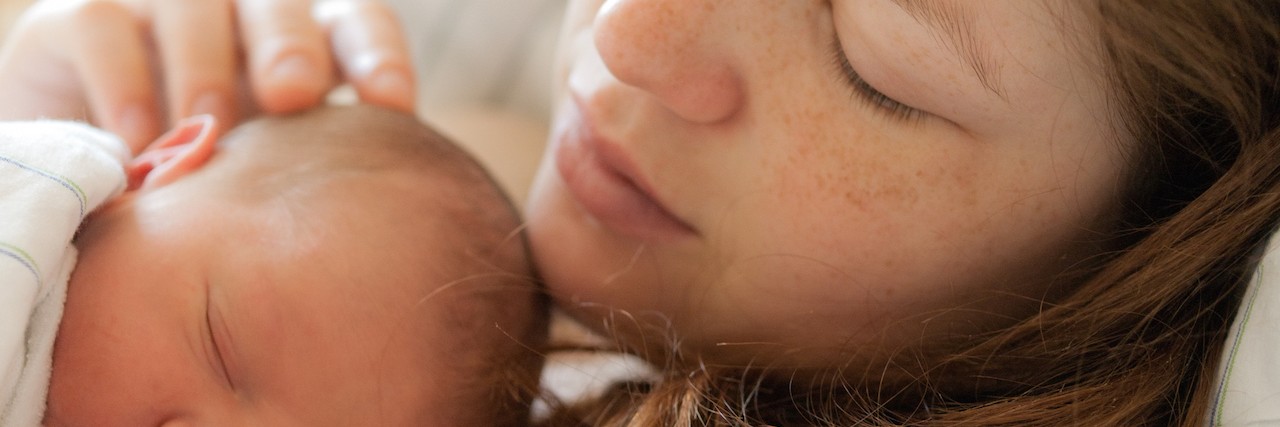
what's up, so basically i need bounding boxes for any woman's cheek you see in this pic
[743,123,985,273]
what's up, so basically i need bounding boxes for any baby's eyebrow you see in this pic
[889,0,1006,99]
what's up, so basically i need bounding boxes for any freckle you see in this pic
[949,167,971,187]
[795,139,813,157]
[844,190,865,210]
[961,188,979,209]
[908,49,925,66]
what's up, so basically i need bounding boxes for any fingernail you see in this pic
[270,54,317,84]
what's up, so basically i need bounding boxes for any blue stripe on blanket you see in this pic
[0,154,87,218]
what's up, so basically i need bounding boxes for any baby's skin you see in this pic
[44,106,546,426]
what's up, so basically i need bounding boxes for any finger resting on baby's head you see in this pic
[153,0,239,125]
[319,0,416,113]
[237,0,334,113]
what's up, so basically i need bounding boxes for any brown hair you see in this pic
[541,1,1280,425]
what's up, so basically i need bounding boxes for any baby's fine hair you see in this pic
[215,105,548,426]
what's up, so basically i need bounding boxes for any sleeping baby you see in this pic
[0,105,546,426]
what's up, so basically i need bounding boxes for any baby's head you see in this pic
[45,106,546,426]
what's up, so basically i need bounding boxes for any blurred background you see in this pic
[0,1,31,35]
[0,0,567,204]
[0,0,564,120]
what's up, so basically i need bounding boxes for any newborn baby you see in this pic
[1,106,545,426]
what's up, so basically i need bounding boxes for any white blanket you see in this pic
[0,121,125,427]
[1213,235,1280,426]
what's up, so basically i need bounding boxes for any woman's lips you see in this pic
[554,105,697,243]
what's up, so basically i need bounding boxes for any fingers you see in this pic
[68,1,162,153]
[153,0,239,127]
[237,0,335,114]
[3,0,414,152]
[317,0,416,113]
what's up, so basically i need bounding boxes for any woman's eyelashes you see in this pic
[829,37,928,125]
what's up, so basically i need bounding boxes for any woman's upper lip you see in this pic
[591,135,665,211]
[566,95,666,207]
[557,95,699,240]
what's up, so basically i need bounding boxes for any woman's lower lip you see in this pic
[553,114,697,243]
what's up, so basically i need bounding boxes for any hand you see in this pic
[0,0,415,153]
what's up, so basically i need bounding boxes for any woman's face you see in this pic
[526,0,1125,367]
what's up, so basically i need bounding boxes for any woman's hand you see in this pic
[0,0,414,153]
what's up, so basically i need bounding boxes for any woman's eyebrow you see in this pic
[889,0,1006,99]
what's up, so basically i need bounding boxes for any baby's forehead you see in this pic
[212,106,530,301]
[240,200,537,426]
[220,254,535,425]
[209,109,539,422]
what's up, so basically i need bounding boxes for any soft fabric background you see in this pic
[0,1,28,36]
[377,0,564,205]
[383,0,564,122]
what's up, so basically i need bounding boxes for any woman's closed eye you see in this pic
[205,299,235,390]
[829,36,928,126]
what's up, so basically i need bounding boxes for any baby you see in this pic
[0,105,546,426]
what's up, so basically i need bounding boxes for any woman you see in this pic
[2,0,1277,425]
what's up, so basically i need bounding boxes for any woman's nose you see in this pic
[593,0,745,124]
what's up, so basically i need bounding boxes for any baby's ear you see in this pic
[126,115,220,190]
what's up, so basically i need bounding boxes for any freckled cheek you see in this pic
[704,143,990,325]
[763,137,939,236]
[739,131,1000,283]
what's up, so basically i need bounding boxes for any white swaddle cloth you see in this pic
[1212,234,1280,426]
[0,121,126,427]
